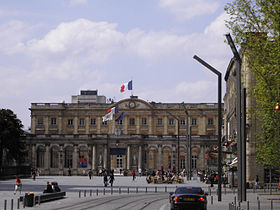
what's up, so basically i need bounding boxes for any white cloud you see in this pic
[69,0,88,6]
[159,0,220,20]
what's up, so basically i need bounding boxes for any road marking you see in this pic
[159,203,168,210]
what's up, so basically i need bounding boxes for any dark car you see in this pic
[169,186,208,210]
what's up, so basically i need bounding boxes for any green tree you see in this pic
[225,0,280,168]
[0,109,25,168]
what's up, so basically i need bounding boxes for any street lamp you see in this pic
[167,111,180,175]
[225,33,246,202]
[193,55,222,202]
[182,102,191,180]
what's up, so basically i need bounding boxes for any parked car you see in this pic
[169,186,208,210]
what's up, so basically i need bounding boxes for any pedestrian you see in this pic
[104,173,108,187]
[138,168,142,177]
[14,177,22,195]
[132,170,136,181]
[88,169,92,180]
[255,175,260,189]
[32,170,36,181]
[109,173,114,187]
[68,168,71,176]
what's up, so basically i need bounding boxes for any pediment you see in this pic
[114,98,153,110]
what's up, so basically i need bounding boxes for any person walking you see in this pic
[109,173,115,187]
[104,173,108,187]
[32,170,36,181]
[132,170,136,181]
[255,175,260,189]
[138,168,142,177]
[88,169,92,180]
[14,177,22,195]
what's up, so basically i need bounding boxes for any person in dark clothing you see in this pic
[43,181,54,193]
[88,170,92,180]
[104,173,108,187]
[51,181,61,192]
[109,173,115,187]
[68,168,71,176]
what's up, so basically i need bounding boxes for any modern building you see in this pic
[25,91,222,176]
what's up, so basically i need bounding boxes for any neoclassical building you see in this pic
[25,91,221,175]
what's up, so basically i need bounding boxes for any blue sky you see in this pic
[0,0,235,129]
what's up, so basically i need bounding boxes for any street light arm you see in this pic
[193,55,221,76]
[181,102,188,115]
[166,111,179,121]
[225,33,242,63]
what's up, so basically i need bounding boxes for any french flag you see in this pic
[120,80,132,93]
[107,106,119,114]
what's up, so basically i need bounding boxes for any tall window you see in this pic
[192,118,197,125]
[37,118,44,125]
[180,158,185,169]
[79,118,85,126]
[142,118,147,125]
[51,118,56,125]
[191,155,197,169]
[129,118,135,125]
[157,118,163,125]
[90,119,96,125]
[180,120,186,125]
[169,119,174,125]
[65,148,73,168]
[117,120,123,125]
[36,147,45,168]
[67,119,73,126]
[208,118,214,125]
[116,155,123,168]
[50,147,59,168]
[102,121,107,125]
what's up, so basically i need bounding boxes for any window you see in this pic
[117,120,123,125]
[79,118,85,126]
[208,118,214,125]
[37,118,43,125]
[67,119,73,126]
[169,119,174,125]
[157,118,163,125]
[65,148,73,168]
[192,118,197,125]
[90,119,96,125]
[191,155,197,169]
[102,121,107,125]
[180,158,185,169]
[116,155,123,168]
[51,118,56,125]
[50,147,59,168]
[142,118,147,125]
[129,118,135,125]
[180,120,186,125]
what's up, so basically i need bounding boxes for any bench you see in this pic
[21,192,66,207]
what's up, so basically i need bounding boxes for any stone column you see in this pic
[138,145,142,169]
[74,117,78,134]
[45,145,50,174]
[127,145,130,170]
[97,117,101,134]
[31,115,36,134]
[73,145,78,172]
[44,116,49,135]
[124,115,128,135]
[86,116,90,134]
[163,116,168,135]
[103,145,107,169]
[92,145,96,170]
[148,115,153,135]
[158,145,162,169]
[32,144,36,168]
[136,116,140,134]
[58,116,63,134]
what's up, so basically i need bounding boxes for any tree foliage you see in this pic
[225,0,280,167]
[0,109,25,168]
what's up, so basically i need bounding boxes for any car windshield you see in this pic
[175,187,203,194]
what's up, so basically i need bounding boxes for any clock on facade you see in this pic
[129,101,136,108]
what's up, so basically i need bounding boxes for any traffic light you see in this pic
[275,103,280,111]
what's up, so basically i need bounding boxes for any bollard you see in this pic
[127,187,129,194]
[155,187,157,193]
[17,198,20,209]
[271,200,273,210]
[96,189,98,196]
[103,188,105,195]
[4,200,7,210]
[229,203,231,210]
[225,187,226,195]
[165,186,167,192]
[238,201,241,208]
[38,195,41,205]
[90,190,92,196]
[234,196,236,206]
[146,187,147,193]
[136,187,138,193]
[33,195,35,207]
[258,199,260,210]
[11,198,14,210]
[211,196,213,205]
[23,198,25,208]
[79,190,81,198]
[84,190,86,197]
[247,200,249,210]
[111,187,113,195]
[119,187,121,194]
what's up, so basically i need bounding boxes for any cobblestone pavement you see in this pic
[1,176,280,209]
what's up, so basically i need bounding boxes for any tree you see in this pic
[225,0,280,168]
[0,109,26,168]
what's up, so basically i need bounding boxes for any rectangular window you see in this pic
[169,119,174,125]
[51,118,56,125]
[116,155,123,168]
[102,121,107,125]
[191,155,197,169]
[192,118,197,125]
[90,119,96,125]
[67,119,73,126]
[157,118,163,125]
[79,118,85,126]
[117,120,123,125]
[37,118,44,125]
[129,118,135,125]
[180,120,186,125]
[142,118,147,125]
[208,118,214,125]
[180,158,185,169]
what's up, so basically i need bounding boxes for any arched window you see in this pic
[50,147,59,168]
[65,147,73,168]
[36,146,45,168]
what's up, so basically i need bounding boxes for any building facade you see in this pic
[26,92,222,176]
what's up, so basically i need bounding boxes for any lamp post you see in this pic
[225,33,246,202]
[193,55,222,202]
[167,111,180,175]
[182,102,191,180]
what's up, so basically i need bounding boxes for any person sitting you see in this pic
[51,181,61,192]
[43,181,54,193]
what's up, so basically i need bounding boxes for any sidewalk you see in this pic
[1,176,280,209]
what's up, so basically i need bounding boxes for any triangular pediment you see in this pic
[114,97,153,110]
